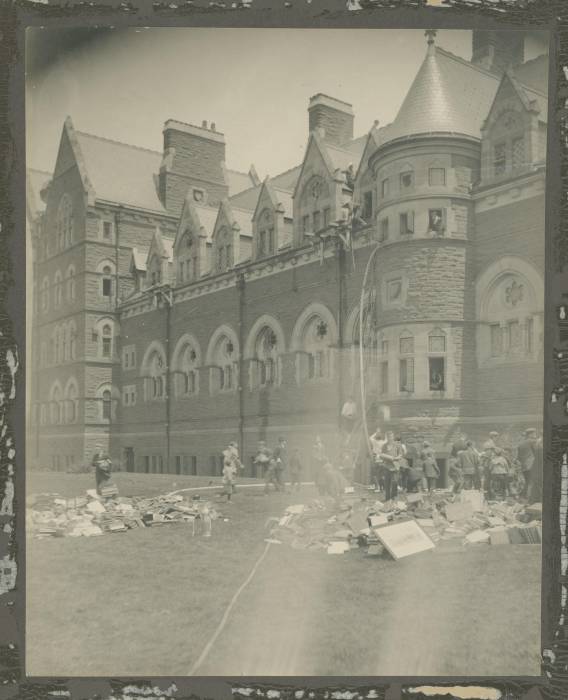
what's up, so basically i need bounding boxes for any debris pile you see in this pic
[26,489,223,539]
[266,488,542,559]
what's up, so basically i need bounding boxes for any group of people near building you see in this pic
[367,426,543,503]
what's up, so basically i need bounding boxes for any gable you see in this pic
[53,126,78,180]
[293,135,335,201]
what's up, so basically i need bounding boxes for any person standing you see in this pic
[369,427,386,491]
[253,441,271,479]
[273,436,288,492]
[421,441,440,492]
[93,445,112,495]
[222,441,243,501]
[450,432,468,459]
[448,457,463,494]
[289,448,303,492]
[489,447,510,500]
[458,440,480,490]
[396,436,409,492]
[481,431,499,497]
[517,428,537,499]
[340,396,357,443]
[263,452,280,494]
[380,431,404,501]
[312,435,327,495]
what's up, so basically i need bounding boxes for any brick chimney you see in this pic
[308,94,354,147]
[159,119,228,215]
[471,30,524,75]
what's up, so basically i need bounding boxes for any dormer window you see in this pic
[512,137,525,170]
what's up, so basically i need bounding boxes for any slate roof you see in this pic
[513,54,549,94]
[229,183,263,211]
[75,132,166,213]
[274,188,293,218]
[193,204,219,243]
[226,169,255,196]
[271,165,301,190]
[382,46,500,145]
[230,206,254,237]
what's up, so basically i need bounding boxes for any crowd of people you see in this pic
[367,426,543,503]
[89,420,543,507]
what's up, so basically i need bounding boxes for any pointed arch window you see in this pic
[298,315,333,383]
[144,350,166,401]
[252,326,280,388]
[210,334,238,394]
[66,382,78,423]
[56,194,73,250]
[54,271,63,308]
[177,344,200,396]
[50,385,62,424]
[41,277,49,312]
[66,266,76,302]
[101,324,113,358]
[102,265,113,298]
[102,390,112,421]
[69,321,77,360]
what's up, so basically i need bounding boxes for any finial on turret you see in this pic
[425,29,437,46]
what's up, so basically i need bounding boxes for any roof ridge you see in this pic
[271,163,301,181]
[229,182,261,200]
[435,46,499,81]
[516,79,547,98]
[75,130,162,157]
[28,167,52,177]
[230,204,255,214]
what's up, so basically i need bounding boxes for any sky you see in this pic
[26,28,473,179]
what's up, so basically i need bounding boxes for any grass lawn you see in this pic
[26,472,541,677]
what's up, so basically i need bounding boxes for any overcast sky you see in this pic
[26,28,473,178]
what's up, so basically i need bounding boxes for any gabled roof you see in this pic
[213,199,253,240]
[193,204,219,243]
[75,131,166,213]
[382,45,500,146]
[513,54,548,94]
[274,188,293,218]
[148,227,174,262]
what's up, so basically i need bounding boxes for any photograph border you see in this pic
[1,0,567,697]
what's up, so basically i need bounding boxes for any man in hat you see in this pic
[458,440,480,491]
[516,428,538,499]
[92,444,112,495]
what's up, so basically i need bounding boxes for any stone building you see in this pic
[27,30,548,482]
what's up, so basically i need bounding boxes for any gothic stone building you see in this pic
[27,31,548,482]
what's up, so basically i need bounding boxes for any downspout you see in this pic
[165,285,172,474]
[113,207,122,466]
[236,272,246,463]
[337,242,346,431]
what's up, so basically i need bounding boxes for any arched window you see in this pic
[298,175,331,243]
[102,390,112,421]
[177,231,199,285]
[56,194,73,250]
[50,383,62,424]
[216,227,232,273]
[53,327,60,364]
[428,328,447,391]
[41,276,49,312]
[398,331,415,393]
[40,404,47,426]
[69,321,77,360]
[256,209,275,259]
[40,341,47,368]
[66,266,76,302]
[142,347,166,401]
[299,316,332,382]
[61,324,68,361]
[54,271,63,308]
[101,324,113,359]
[65,380,78,424]
[102,265,112,298]
[251,325,281,388]
[209,332,238,393]
[179,344,199,396]
[476,257,543,367]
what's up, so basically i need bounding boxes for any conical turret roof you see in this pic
[382,42,500,146]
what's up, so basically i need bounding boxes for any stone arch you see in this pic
[205,324,239,366]
[290,302,338,352]
[140,340,167,375]
[244,314,286,359]
[171,333,202,370]
[476,255,543,319]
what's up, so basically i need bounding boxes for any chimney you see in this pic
[471,30,524,75]
[308,94,354,147]
[159,119,228,216]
